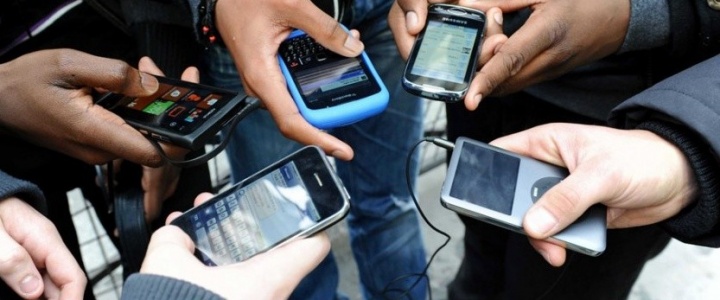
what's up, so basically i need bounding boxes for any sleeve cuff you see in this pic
[636,120,720,247]
[618,0,671,53]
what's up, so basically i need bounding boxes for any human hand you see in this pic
[459,0,630,110]
[140,193,331,299]
[389,1,507,65]
[0,49,164,166]
[490,123,697,266]
[0,197,86,299]
[213,0,364,161]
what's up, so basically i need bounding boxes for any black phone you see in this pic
[402,4,486,102]
[277,29,389,129]
[95,76,247,149]
[170,146,351,266]
[441,137,607,256]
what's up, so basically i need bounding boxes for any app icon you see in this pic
[186,93,202,102]
[168,106,186,117]
[199,94,221,109]
[185,109,204,123]
[162,87,190,101]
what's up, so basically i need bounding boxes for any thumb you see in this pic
[523,168,607,239]
[49,49,159,96]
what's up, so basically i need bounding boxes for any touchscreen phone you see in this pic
[170,146,350,265]
[95,76,247,149]
[402,4,486,102]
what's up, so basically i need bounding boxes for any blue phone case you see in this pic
[277,29,389,129]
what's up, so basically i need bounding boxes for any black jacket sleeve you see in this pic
[121,273,224,300]
[656,0,720,77]
[608,54,720,247]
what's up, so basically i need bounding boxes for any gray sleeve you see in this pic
[617,0,670,53]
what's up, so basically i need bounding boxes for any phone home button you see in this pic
[531,177,563,203]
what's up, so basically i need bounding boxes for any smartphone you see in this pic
[170,146,350,266]
[277,29,389,129]
[440,137,607,256]
[95,76,247,149]
[402,4,486,102]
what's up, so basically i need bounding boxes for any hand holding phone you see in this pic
[440,137,607,256]
[170,146,350,266]
[277,29,389,129]
[95,76,247,150]
[402,4,486,102]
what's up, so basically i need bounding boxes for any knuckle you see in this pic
[0,246,28,271]
[545,184,583,216]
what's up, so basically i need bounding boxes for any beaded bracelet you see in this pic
[196,0,221,47]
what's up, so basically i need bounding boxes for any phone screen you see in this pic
[104,79,237,135]
[410,20,480,84]
[172,147,349,266]
[278,33,382,109]
[449,141,520,215]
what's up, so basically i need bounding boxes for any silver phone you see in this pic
[440,137,606,256]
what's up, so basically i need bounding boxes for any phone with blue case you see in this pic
[277,29,389,129]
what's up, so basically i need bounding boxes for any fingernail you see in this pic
[473,94,482,107]
[20,275,40,295]
[140,72,159,93]
[344,36,364,54]
[537,249,552,264]
[406,11,419,29]
[526,207,558,236]
[494,12,503,26]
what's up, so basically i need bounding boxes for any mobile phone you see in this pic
[277,29,389,129]
[440,137,607,256]
[402,4,486,102]
[95,76,247,149]
[170,146,350,266]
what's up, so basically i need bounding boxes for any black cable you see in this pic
[380,137,454,300]
[535,251,574,300]
[148,97,261,168]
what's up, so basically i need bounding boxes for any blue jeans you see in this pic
[201,9,428,300]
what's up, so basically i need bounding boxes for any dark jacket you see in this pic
[610,54,720,247]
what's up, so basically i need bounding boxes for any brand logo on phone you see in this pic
[442,17,467,25]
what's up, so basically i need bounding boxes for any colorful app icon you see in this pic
[198,94,221,109]
[168,106,187,117]
[162,87,190,101]
[186,93,202,102]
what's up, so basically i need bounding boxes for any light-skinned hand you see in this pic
[139,193,331,299]
[0,197,86,299]
[490,123,697,266]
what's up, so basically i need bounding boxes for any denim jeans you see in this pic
[201,9,428,300]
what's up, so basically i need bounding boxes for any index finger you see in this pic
[464,13,557,110]
[49,49,159,97]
